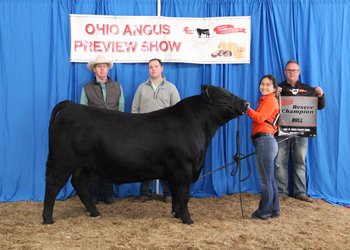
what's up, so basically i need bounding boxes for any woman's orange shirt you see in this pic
[247,93,279,136]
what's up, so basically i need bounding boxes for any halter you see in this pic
[205,87,238,114]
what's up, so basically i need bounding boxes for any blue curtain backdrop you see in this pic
[0,0,349,206]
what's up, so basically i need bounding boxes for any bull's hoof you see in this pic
[91,214,102,219]
[42,215,54,225]
[182,218,194,225]
[42,219,54,225]
[172,210,181,218]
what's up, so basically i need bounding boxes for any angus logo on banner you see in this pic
[278,86,318,137]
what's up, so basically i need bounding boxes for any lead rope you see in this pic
[230,116,252,218]
[198,115,303,219]
[198,117,253,218]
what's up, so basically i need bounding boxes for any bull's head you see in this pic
[201,85,250,118]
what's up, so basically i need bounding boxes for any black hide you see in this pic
[42,85,249,225]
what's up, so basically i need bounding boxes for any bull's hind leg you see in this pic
[71,167,101,218]
[42,170,72,224]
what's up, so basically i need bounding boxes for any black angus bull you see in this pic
[42,85,249,225]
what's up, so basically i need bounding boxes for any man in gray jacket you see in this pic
[132,58,180,203]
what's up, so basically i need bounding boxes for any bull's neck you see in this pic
[197,100,226,141]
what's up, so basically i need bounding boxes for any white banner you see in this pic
[70,14,251,64]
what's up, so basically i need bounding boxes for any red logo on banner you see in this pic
[183,27,194,34]
[214,25,246,34]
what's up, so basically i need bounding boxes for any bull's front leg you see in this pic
[171,196,181,217]
[171,183,193,225]
[168,180,180,217]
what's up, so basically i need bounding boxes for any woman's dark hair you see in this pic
[259,74,278,98]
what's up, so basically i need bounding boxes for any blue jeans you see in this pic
[253,134,279,218]
[140,180,172,200]
[275,136,308,198]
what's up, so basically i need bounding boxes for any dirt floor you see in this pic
[0,193,349,250]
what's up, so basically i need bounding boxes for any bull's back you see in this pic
[48,99,208,181]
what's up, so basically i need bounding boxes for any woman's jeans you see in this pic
[253,134,280,218]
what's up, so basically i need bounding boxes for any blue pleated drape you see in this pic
[0,0,349,206]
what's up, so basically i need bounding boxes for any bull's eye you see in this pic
[220,95,224,99]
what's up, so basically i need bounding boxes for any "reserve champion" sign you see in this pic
[278,88,318,137]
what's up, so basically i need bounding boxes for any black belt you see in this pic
[250,132,273,141]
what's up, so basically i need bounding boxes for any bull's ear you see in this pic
[201,85,209,92]
[200,85,210,102]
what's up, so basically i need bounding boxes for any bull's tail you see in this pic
[49,100,72,129]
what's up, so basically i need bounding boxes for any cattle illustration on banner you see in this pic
[278,87,319,137]
[70,15,251,64]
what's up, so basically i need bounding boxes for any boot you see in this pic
[92,195,99,204]
[102,178,115,204]
[90,172,101,204]
[104,196,115,204]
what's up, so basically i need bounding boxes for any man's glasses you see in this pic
[285,69,300,72]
